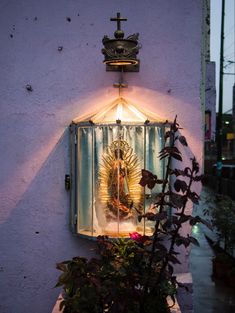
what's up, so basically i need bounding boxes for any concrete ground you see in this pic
[189,187,235,313]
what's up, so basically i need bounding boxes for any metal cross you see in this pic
[110,12,127,30]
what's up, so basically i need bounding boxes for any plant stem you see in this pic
[140,128,176,312]
[156,161,194,285]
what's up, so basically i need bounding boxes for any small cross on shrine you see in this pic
[110,12,127,30]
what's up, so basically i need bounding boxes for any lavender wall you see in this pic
[0,1,203,312]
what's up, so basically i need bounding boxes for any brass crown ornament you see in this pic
[102,12,141,72]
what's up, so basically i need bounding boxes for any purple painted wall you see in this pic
[0,1,203,312]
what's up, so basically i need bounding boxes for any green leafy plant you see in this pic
[56,117,208,313]
[204,194,235,254]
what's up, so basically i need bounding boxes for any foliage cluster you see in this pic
[205,194,235,254]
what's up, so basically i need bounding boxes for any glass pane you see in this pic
[94,125,144,237]
[145,126,165,235]
[75,124,165,238]
[77,127,93,236]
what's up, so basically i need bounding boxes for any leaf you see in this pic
[156,179,166,184]
[171,216,179,226]
[139,211,167,222]
[142,212,156,221]
[179,136,188,146]
[170,193,186,209]
[199,217,213,230]
[189,216,200,226]
[159,154,168,160]
[193,174,204,182]
[178,214,191,224]
[139,169,157,189]
[89,276,101,289]
[188,236,200,246]
[155,211,168,220]
[168,254,181,264]
[191,157,199,173]
[162,220,172,231]
[169,168,185,177]
[155,193,164,205]
[168,264,174,275]
[189,215,212,230]
[184,167,191,176]
[175,236,191,248]
[164,130,172,140]
[56,263,67,272]
[138,215,143,222]
[188,191,200,204]
[171,153,183,161]
[174,179,187,193]
[155,242,168,251]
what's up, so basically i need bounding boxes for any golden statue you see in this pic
[99,140,143,222]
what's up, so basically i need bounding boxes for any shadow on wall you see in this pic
[0,128,95,313]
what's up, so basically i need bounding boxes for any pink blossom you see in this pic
[129,232,142,242]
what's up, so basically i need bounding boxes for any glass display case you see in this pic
[70,98,166,238]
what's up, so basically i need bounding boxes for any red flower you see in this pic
[130,232,151,245]
[129,232,142,242]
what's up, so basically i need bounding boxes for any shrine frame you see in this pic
[69,120,169,238]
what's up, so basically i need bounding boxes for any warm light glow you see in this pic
[72,96,166,125]
[104,222,137,237]
[104,59,138,66]
[116,101,123,120]
[127,103,146,122]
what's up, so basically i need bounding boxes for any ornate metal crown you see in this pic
[102,13,141,72]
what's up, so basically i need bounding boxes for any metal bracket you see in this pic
[65,174,71,190]
[113,67,128,95]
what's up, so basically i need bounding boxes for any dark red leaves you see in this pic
[193,174,204,182]
[139,169,158,189]
[189,216,212,230]
[191,157,199,174]
[188,191,200,204]
[171,153,183,161]
[168,254,181,264]
[179,136,188,146]
[188,236,200,246]
[175,235,199,247]
[177,213,191,224]
[169,168,185,177]
[174,179,187,193]
[164,130,172,140]
[159,146,182,161]
[170,193,186,209]
[138,211,167,222]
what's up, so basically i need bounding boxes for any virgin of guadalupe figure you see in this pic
[99,140,143,222]
[108,148,130,218]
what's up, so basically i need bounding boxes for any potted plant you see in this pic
[204,194,235,285]
[55,117,209,313]
[212,253,234,279]
[210,195,235,255]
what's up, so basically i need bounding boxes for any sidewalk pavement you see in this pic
[189,187,235,313]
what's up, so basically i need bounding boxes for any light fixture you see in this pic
[102,12,141,72]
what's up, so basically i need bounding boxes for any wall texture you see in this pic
[205,61,216,140]
[0,0,203,312]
